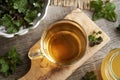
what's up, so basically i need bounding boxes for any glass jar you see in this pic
[101,48,120,80]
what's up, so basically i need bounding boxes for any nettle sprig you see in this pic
[90,0,117,22]
[88,31,103,47]
[0,47,22,77]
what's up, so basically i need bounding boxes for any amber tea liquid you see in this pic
[41,20,87,65]
[48,31,80,63]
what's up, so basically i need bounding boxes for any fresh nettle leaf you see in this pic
[82,71,97,80]
[0,14,13,28]
[6,27,18,34]
[88,31,103,47]
[92,12,104,21]
[90,0,117,22]
[0,47,22,77]
[24,10,38,23]
[104,11,117,22]
[13,0,28,13]
[0,14,20,33]
[0,0,44,33]
[0,57,9,77]
[105,2,116,11]
[13,20,23,27]
[6,47,22,66]
[90,0,103,11]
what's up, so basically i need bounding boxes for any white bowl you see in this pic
[0,0,50,38]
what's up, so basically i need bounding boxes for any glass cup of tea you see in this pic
[29,19,87,65]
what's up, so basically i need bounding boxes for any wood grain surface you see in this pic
[19,9,110,80]
[0,0,120,79]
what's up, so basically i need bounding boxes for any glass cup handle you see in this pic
[28,49,43,60]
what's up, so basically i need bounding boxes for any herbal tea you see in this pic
[48,31,80,63]
[41,20,87,65]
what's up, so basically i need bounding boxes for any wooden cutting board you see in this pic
[19,9,110,80]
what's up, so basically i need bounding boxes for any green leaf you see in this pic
[0,14,19,33]
[0,0,44,34]
[13,20,23,27]
[7,47,22,65]
[88,31,103,47]
[104,11,117,22]
[7,47,19,59]
[0,47,23,77]
[1,66,9,77]
[92,12,104,21]
[96,36,103,44]
[13,0,28,13]
[105,2,116,11]
[6,47,22,73]
[24,10,38,23]
[90,0,103,11]
[88,35,96,42]
[0,57,5,64]
[6,27,18,33]
[90,0,117,22]
[0,58,9,77]
[0,63,9,73]
[0,14,13,27]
